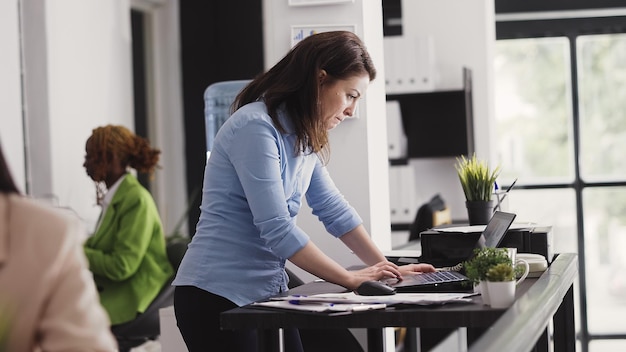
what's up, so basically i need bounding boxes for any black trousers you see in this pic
[174,285,303,352]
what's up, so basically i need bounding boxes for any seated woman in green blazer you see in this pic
[83,124,174,326]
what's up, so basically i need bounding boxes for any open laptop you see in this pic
[382,211,517,293]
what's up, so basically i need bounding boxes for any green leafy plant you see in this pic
[455,154,501,202]
[463,247,511,285]
[486,262,515,282]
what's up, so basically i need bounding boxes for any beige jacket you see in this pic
[0,194,117,351]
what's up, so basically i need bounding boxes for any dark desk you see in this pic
[221,253,577,352]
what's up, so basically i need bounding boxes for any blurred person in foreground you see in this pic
[0,141,117,351]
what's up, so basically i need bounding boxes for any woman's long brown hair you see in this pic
[233,31,376,164]
[0,142,20,194]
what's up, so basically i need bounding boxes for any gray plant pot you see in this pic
[465,200,497,225]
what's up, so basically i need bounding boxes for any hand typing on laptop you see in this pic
[397,263,437,277]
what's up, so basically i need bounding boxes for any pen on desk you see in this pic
[351,303,386,312]
[288,300,333,307]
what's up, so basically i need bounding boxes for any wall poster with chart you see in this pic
[290,24,357,48]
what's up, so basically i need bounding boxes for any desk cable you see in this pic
[436,263,464,272]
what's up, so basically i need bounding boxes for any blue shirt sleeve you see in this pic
[225,116,309,259]
[306,158,362,237]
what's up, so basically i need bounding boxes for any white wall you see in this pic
[0,0,26,191]
[263,0,392,282]
[43,0,135,227]
[5,0,186,236]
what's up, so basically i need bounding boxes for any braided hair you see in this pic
[86,125,160,203]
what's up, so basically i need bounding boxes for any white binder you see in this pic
[386,101,407,159]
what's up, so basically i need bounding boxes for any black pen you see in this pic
[501,178,517,202]
[494,178,517,213]
[504,178,517,194]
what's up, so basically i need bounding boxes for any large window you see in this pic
[495,37,575,184]
[494,37,578,253]
[578,33,626,182]
[495,14,626,352]
[577,34,626,339]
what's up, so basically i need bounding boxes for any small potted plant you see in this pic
[455,154,501,225]
[463,247,511,305]
[485,263,517,308]
[486,263,515,281]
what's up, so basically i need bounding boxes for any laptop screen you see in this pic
[477,211,517,249]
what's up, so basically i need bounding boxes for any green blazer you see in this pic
[84,174,173,325]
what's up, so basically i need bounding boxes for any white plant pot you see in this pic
[483,258,530,308]
[486,281,516,308]
[478,281,490,306]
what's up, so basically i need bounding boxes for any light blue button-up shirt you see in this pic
[173,101,362,306]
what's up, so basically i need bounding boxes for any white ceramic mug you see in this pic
[514,258,530,286]
[506,248,530,285]
[487,252,530,308]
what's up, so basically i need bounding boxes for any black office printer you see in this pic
[418,225,553,268]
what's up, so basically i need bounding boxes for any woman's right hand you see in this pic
[346,260,402,290]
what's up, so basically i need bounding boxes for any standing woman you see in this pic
[0,141,117,351]
[83,125,173,327]
[173,31,435,351]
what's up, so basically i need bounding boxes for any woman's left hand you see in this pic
[398,263,436,275]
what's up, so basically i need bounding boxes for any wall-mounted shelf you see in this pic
[386,67,474,160]
[387,68,474,230]
[389,158,409,166]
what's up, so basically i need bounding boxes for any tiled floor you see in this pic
[129,340,161,352]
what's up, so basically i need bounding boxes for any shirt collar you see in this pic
[102,173,126,208]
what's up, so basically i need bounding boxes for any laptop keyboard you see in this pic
[414,271,466,284]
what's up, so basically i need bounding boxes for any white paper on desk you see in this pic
[271,292,475,306]
[252,301,387,313]
[434,223,539,233]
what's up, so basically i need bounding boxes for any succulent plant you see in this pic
[486,263,516,282]
[455,154,501,202]
[463,247,511,284]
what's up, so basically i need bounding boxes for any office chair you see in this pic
[286,267,305,289]
[408,193,452,242]
[112,239,188,352]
